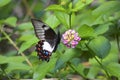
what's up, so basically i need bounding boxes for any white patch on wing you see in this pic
[44,26,49,30]
[43,41,54,52]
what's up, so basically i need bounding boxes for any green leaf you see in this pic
[74,64,86,77]
[0,55,30,73]
[4,16,17,27]
[68,2,72,10]
[76,11,104,26]
[89,41,119,79]
[6,62,30,73]
[18,36,38,54]
[75,1,120,27]
[94,23,111,35]
[17,22,33,30]
[92,1,120,16]
[78,25,95,38]
[18,34,34,41]
[86,66,100,79]
[0,56,25,64]
[0,0,11,7]
[55,11,69,28]
[33,58,57,80]
[102,41,119,63]
[0,55,8,64]
[55,48,81,70]
[89,41,119,66]
[45,15,60,29]
[73,0,93,11]
[6,56,25,63]
[107,63,120,78]
[46,4,66,12]
[88,36,111,59]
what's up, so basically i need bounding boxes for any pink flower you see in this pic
[62,29,81,48]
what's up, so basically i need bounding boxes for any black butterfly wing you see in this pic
[53,31,60,52]
[31,19,58,48]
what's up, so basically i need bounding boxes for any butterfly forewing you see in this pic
[31,19,46,40]
[31,19,57,43]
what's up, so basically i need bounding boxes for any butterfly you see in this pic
[31,19,60,62]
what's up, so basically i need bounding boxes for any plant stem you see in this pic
[67,62,86,79]
[93,56,111,80]
[116,34,120,54]
[69,13,72,29]
[1,30,33,67]
[69,0,73,29]
[85,43,111,79]
[115,34,120,64]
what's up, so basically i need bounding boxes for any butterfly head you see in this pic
[36,40,52,62]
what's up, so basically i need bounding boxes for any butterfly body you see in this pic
[31,19,60,62]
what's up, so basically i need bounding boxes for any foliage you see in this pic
[0,0,120,80]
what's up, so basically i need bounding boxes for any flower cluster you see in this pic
[62,29,81,48]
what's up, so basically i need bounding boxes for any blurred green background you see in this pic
[0,0,120,80]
